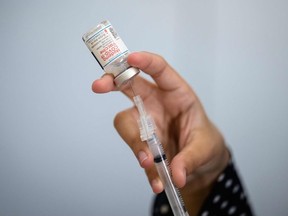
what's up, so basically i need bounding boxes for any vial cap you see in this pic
[114,67,140,87]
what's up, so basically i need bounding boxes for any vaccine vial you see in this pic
[82,20,139,87]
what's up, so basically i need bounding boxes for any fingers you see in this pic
[170,126,228,189]
[127,52,186,91]
[92,51,188,100]
[170,145,204,188]
[114,108,164,193]
[91,74,115,93]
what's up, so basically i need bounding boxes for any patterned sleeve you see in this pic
[152,160,254,216]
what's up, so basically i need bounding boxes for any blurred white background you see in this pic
[0,0,287,215]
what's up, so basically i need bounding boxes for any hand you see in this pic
[92,51,229,215]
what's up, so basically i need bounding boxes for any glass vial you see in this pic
[82,20,139,87]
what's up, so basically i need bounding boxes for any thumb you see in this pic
[170,138,215,188]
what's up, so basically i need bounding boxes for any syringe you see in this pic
[131,84,189,216]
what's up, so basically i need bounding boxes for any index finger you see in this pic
[127,52,186,91]
[92,51,186,95]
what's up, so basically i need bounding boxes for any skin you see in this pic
[92,51,230,215]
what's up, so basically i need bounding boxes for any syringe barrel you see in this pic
[147,134,189,216]
[133,95,189,215]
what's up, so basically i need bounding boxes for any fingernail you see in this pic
[138,151,148,166]
[151,178,164,193]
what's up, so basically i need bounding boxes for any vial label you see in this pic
[82,20,129,74]
[83,20,140,87]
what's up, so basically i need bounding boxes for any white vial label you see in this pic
[82,20,129,76]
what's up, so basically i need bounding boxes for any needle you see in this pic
[129,79,136,97]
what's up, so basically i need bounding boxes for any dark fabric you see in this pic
[152,160,254,216]
[152,191,174,216]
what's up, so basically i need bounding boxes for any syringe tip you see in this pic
[133,95,156,141]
